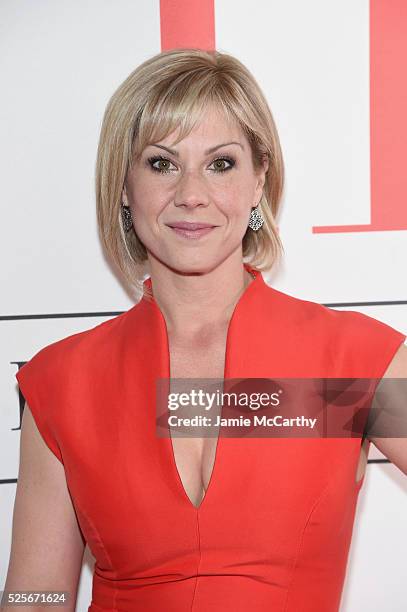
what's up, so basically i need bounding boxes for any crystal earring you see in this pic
[121,203,133,232]
[248,205,264,231]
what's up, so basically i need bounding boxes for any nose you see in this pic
[174,170,210,208]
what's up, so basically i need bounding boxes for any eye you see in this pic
[146,154,236,175]
[147,155,175,174]
[209,156,235,173]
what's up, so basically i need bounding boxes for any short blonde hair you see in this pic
[95,48,285,297]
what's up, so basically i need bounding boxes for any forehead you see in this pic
[150,104,245,147]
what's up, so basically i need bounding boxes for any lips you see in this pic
[167,222,216,230]
[166,222,217,240]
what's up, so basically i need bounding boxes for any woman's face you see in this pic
[123,104,268,274]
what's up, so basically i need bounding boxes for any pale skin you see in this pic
[3,104,407,607]
[122,104,269,508]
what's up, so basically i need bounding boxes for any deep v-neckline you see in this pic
[142,263,262,512]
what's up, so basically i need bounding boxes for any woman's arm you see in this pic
[1,403,86,612]
[368,343,407,476]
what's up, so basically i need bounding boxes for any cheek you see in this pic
[130,181,167,220]
[229,167,257,198]
[127,169,256,221]
[214,180,254,215]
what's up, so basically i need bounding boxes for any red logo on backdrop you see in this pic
[160,0,407,235]
[313,0,407,233]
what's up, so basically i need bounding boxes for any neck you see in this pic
[146,259,255,337]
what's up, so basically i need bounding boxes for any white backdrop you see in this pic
[1,1,406,611]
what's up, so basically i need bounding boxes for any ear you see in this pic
[121,183,128,206]
[262,156,270,174]
[253,156,269,206]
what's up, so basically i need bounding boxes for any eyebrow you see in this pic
[149,141,244,157]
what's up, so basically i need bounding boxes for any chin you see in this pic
[166,260,218,276]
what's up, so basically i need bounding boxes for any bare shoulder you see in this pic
[368,342,407,476]
[2,403,85,609]
[382,341,407,377]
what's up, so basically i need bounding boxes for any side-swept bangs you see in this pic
[96,48,285,298]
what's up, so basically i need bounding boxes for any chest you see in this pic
[167,334,369,510]
[168,333,227,509]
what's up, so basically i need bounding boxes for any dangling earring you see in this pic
[121,203,133,232]
[248,205,264,231]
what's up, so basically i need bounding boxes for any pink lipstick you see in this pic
[166,222,217,240]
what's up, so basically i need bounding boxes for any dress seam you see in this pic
[282,447,357,612]
[73,496,118,610]
[190,511,202,611]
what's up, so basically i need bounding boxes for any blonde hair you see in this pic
[95,48,285,298]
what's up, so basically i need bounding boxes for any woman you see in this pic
[4,48,407,612]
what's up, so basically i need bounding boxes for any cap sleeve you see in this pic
[334,310,406,439]
[345,310,406,378]
[329,306,406,379]
[16,346,64,464]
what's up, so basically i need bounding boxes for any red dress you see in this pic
[16,263,406,611]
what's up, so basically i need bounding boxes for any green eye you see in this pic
[147,155,236,174]
[147,156,174,174]
[211,158,234,172]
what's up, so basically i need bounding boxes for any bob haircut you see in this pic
[95,48,285,298]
